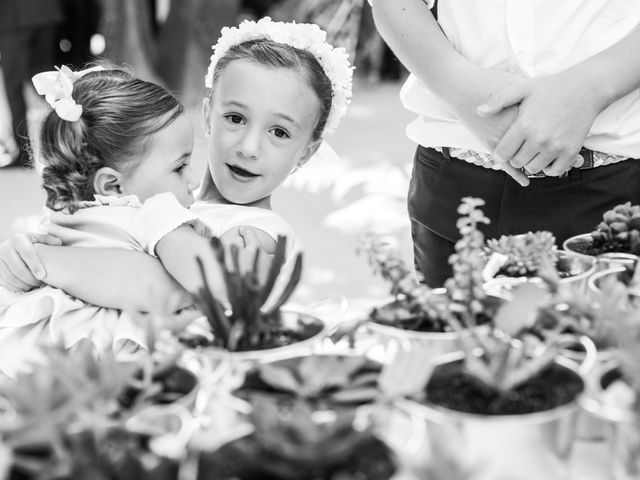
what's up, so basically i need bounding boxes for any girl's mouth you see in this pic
[227,164,259,179]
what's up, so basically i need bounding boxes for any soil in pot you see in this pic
[425,360,584,415]
[371,298,496,334]
[181,317,324,352]
[196,433,397,480]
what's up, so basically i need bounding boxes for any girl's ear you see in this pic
[202,96,212,137]
[297,138,322,169]
[93,167,123,196]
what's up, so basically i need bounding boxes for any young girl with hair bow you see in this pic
[0,18,353,373]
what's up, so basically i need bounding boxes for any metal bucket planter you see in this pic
[404,349,593,480]
[563,234,640,272]
[581,364,640,480]
[483,251,596,298]
[587,266,640,304]
[228,309,328,363]
[365,289,464,363]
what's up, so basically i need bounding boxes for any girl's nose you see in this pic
[237,128,260,159]
[186,165,201,192]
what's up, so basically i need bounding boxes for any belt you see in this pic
[523,148,595,179]
[440,146,625,178]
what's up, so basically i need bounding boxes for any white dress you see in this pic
[0,194,297,376]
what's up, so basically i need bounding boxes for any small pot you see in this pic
[587,266,640,307]
[483,251,596,298]
[404,350,591,480]
[580,364,640,480]
[228,309,328,363]
[366,289,462,363]
[563,234,640,272]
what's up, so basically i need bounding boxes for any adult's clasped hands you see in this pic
[476,69,603,187]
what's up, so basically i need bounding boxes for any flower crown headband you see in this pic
[32,65,104,122]
[205,17,354,136]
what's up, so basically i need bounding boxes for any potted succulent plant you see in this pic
[0,341,195,480]
[407,280,596,480]
[580,291,640,479]
[484,231,596,296]
[183,236,326,361]
[351,198,501,360]
[564,202,640,269]
[235,353,383,408]
[195,395,400,480]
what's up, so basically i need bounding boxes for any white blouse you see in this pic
[401,0,640,158]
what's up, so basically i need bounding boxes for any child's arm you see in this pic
[33,244,192,313]
[154,225,227,301]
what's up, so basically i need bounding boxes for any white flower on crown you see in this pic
[205,17,353,136]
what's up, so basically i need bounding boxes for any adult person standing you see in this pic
[370,0,640,287]
[0,0,64,168]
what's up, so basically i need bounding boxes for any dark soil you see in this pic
[180,318,324,352]
[197,434,396,480]
[426,360,584,415]
[569,237,631,256]
[371,299,494,333]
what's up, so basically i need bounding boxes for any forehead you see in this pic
[139,114,193,163]
[214,59,321,127]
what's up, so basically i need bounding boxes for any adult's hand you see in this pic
[477,70,604,176]
[0,232,62,291]
[446,65,530,186]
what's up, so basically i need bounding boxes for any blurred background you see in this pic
[0,0,416,308]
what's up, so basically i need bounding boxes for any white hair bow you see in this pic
[32,65,104,122]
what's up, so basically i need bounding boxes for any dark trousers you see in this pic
[408,146,640,287]
[0,25,60,166]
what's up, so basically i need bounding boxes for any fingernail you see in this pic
[35,269,45,280]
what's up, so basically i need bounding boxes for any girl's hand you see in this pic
[0,232,62,291]
[477,70,604,176]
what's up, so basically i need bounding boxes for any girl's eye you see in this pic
[225,114,244,124]
[271,127,290,139]
[174,163,187,174]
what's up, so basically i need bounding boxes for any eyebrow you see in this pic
[172,152,191,165]
[222,100,301,130]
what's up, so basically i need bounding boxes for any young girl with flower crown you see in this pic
[0,18,353,362]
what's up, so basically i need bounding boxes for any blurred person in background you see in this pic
[0,0,64,168]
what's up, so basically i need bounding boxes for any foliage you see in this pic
[191,235,303,351]
[591,202,640,254]
[356,233,446,328]
[486,231,557,277]
[440,198,578,393]
[248,354,381,405]
[215,395,396,479]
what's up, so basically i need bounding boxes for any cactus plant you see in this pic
[188,236,322,352]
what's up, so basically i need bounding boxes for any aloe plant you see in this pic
[486,231,557,277]
[191,235,308,352]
